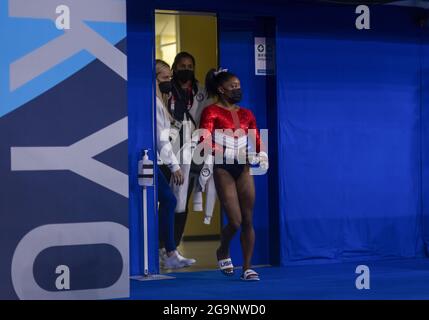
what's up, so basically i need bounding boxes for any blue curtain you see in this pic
[277,5,425,264]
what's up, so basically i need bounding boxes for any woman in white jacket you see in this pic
[167,52,212,257]
[155,60,193,269]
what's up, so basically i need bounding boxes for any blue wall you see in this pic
[127,4,158,275]
[1,1,129,298]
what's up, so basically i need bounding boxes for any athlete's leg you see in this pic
[236,165,256,272]
[213,167,242,266]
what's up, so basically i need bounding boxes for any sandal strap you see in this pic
[242,269,259,279]
[218,258,233,270]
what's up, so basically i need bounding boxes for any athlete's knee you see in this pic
[228,219,242,232]
[241,215,253,229]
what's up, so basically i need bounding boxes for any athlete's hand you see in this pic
[172,169,184,185]
[259,152,269,170]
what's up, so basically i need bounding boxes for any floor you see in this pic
[130,258,429,300]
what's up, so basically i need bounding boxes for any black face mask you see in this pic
[222,88,242,104]
[175,69,195,83]
[159,81,172,94]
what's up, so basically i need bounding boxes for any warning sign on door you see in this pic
[255,37,275,76]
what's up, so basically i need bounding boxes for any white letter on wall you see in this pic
[55,265,70,290]
[55,5,70,30]
[355,265,370,290]
[355,5,370,30]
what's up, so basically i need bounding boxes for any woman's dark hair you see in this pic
[205,69,237,98]
[172,52,196,71]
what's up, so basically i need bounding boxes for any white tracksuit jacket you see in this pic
[156,97,180,173]
[168,84,217,224]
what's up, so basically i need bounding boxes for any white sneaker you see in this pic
[176,251,196,266]
[163,251,187,269]
[159,248,167,267]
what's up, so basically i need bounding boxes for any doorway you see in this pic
[154,9,278,274]
[155,10,222,273]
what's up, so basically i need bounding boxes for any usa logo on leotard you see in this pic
[202,168,211,177]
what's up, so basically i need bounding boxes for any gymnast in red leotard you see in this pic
[198,68,268,281]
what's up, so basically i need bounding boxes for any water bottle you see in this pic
[138,150,154,187]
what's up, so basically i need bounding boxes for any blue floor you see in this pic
[129,258,429,300]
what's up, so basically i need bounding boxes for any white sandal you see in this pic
[241,269,260,281]
[218,258,234,276]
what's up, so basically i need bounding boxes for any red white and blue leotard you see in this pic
[199,104,262,179]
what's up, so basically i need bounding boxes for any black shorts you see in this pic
[214,162,247,180]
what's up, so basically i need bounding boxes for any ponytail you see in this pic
[205,68,219,98]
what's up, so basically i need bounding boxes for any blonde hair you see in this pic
[155,60,173,122]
